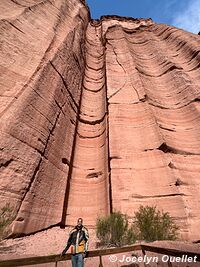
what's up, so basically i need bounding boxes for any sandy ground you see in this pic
[0,227,200,267]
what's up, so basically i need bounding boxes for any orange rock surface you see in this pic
[0,0,200,241]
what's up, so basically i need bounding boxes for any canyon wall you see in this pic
[0,0,200,240]
[105,19,200,241]
[0,0,89,235]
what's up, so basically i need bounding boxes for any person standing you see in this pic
[61,218,89,267]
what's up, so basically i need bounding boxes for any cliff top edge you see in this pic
[79,1,153,24]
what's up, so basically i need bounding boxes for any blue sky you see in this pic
[86,0,200,34]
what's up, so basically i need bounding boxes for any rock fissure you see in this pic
[6,21,25,34]
[14,107,63,225]
[131,193,186,199]
[0,159,13,168]
[78,113,106,125]
[49,61,79,109]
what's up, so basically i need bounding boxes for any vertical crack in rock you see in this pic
[60,64,85,229]
[63,21,110,227]
[49,61,79,109]
[11,106,63,235]
[104,35,113,214]
[106,39,127,100]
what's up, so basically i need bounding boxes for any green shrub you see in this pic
[96,211,137,247]
[133,205,179,242]
[96,206,179,247]
[0,203,14,239]
[124,224,137,245]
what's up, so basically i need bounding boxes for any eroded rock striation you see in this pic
[0,0,200,240]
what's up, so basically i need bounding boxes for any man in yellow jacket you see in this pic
[61,218,89,267]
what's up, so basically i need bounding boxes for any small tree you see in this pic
[96,212,136,247]
[134,205,179,242]
[0,203,14,239]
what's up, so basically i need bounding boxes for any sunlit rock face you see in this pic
[0,0,89,235]
[0,0,200,240]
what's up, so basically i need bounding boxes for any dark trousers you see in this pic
[71,253,84,267]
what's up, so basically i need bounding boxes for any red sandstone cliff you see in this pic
[0,0,200,241]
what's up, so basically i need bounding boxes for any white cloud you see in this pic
[171,0,200,33]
